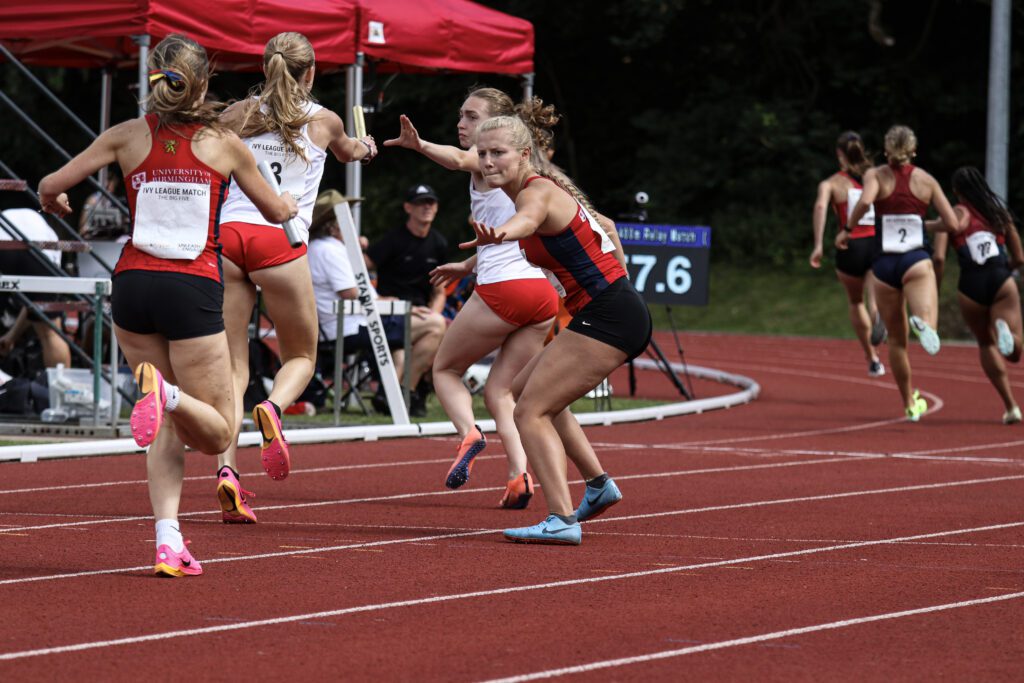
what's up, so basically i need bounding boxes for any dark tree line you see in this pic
[1,0,1021,266]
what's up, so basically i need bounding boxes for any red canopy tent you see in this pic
[0,0,359,70]
[1,0,535,225]
[356,0,533,75]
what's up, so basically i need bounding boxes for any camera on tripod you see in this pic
[618,191,649,223]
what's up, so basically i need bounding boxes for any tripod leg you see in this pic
[647,338,692,400]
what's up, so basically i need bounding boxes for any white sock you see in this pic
[164,383,180,412]
[155,518,184,552]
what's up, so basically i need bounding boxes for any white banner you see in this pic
[334,202,410,424]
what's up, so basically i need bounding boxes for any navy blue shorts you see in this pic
[112,270,224,340]
[871,250,931,290]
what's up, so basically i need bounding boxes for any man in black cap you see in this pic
[364,184,448,416]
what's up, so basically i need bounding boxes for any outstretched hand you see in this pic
[383,115,422,151]
[430,260,471,288]
[459,221,506,250]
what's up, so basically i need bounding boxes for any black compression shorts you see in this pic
[111,270,224,341]
[566,276,652,361]
[835,236,875,278]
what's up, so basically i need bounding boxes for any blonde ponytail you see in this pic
[238,32,317,162]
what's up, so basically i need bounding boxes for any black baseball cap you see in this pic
[405,184,439,203]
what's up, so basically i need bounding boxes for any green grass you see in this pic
[651,260,971,341]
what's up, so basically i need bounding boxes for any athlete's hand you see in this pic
[383,115,423,151]
[281,191,299,220]
[834,230,850,251]
[459,221,506,250]
[39,192,71,218]
[430,260,471,288]
[809,245,823,269]
[359,135,377,164]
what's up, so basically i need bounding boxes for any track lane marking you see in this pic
[481,591,1024,682]
[1,474,1021,585]
[0,521,1019,661]
[0,456,874,533]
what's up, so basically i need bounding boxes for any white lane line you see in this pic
[481,590,1024,683]
[0,453,506,496]
[0,521,1019,661]
[586,474,1024,526]
[1,473,1021,585]
[0,456,871,533]
[643,444,1024,465]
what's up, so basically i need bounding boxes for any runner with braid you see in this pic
[929,166,1024,424]
[464,115,651,545]
[37,34,296,576]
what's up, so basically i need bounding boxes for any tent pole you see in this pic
[985,0,1010,199]
[134,34,150,118]
[345,52,365,234]
[98,67,113,187]
[522,72,534,102]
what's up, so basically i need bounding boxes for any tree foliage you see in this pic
[1,0,1021,266]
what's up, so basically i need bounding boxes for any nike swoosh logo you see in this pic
[543,526,569,534]
[581,320,591,326]
[181,559,191,567]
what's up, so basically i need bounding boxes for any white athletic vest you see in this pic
[220,100,327,244]
[468,177,546,285]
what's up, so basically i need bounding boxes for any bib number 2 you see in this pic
[881,214,924,254]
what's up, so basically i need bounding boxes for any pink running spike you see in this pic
[254,401,290,480]
[153,541,203,577]
[217,466,257,524]
[130,362,166,448]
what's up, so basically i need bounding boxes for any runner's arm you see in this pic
[38,123,128,216]
[384,115,478,172]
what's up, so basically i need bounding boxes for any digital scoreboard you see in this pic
[618,223,710,306]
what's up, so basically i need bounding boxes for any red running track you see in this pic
[0,332,1021,680]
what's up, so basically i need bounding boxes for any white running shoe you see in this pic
[868,360,885,377]
[909,316,941,355]
[995,319,1014,357]
[1003,406,1022,425]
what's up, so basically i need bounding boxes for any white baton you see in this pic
[257,160,303,248]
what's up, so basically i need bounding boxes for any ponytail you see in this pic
[835,130,872,177]
[238,32,317,162]
[145,34,224,135]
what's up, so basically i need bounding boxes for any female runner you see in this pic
[930,166,1023,423]
[810,131,885,376]
[214,32,377,523]
[384,88,560,509]
[38,34,296,575]
[464,115,652,545]
[841,125,958,421]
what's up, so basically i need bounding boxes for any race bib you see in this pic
[881,214,924,254]
[965,231,998,265]
[846,188,875,226]
[133,181,209,260]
